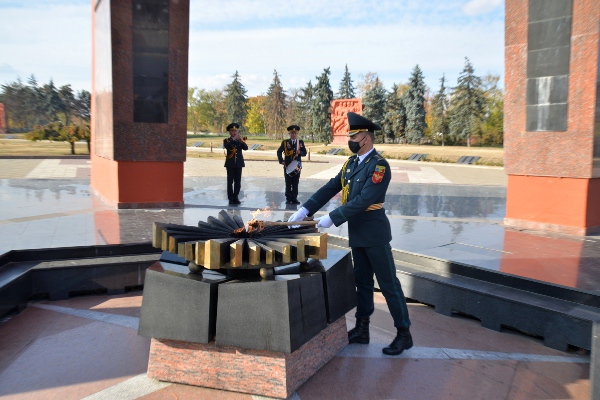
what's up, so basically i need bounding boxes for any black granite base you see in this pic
[138,260,229,343]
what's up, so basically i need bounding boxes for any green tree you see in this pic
[337,64,356,99]
[362,77,386,143]
[448,57,485,147]
[224,71,248,131]
[312,67,334,143]
[430,75,449,146]
[383,84,406,143]
[266,70,287,139]
[404,65,427,144]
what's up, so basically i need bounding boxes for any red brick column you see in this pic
[504,0,600,235]
[90,0,189,208]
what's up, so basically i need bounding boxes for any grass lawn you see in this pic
[187,134,504,166]
[0,133,504,166]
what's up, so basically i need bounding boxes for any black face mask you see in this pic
[348,136,364,154]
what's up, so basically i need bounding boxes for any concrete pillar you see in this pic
[504,0,600,235]
[91,0,189,208]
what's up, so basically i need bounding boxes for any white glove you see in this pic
[288,207,309,228]
[315,214,333,228]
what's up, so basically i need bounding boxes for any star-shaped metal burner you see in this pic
[153,210,327,272]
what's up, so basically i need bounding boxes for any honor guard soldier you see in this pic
[288,112,413,356]
[277,125,307,204]
[223,123,248,205]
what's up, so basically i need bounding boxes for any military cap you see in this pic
[226,123,240,131]
[346,112,381,136]
[287,125,300,132]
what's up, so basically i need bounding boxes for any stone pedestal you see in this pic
[147,316,348,399]
[91,0,189,208]
[504,0,600,235]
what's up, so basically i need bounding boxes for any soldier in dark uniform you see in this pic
[288,112,413,356]
[223,123,248,205]
[277,125,307,204]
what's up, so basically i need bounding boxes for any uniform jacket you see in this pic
[277,139,307,167]
[303,148,392,247]
[223,137,248,168]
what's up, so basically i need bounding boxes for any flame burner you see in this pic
[153,210,327,271]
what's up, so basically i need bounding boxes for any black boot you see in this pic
[348,317,370,344]
[382,327,413,355]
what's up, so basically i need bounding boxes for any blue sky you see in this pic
[0,0,504,96]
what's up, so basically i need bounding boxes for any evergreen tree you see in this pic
[404,65,427,144]
[448,58,485,147]
[430,75,449,146]
[42,80,63,123]
[266,69,287,139]
[298,80,315,142]
[362,77,386,143]
[337,64,356,99]
[26,75,46,126]
[58,84,76,126]
[74,90,91,122]
[224,71,248,131]
[311,68,334,143]
[383,84,406,143]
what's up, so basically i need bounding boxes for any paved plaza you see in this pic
[0,150,596,399]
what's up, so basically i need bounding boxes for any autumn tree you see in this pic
[356,72,380,98]
[245,95,267,134]
[480,74,504,146]
[337,64,356,99]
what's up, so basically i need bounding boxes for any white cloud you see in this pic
[462,0,503,16]
[0,0,504,96]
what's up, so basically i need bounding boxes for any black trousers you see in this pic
[284,169,301,201]
[351,244,411,329]
[226,167,243,200]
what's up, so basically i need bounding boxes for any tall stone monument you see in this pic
[91,0,189,208]
[504,0,600,235]
[330,99,362,145]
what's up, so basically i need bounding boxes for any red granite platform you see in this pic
[147,316,348,399]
